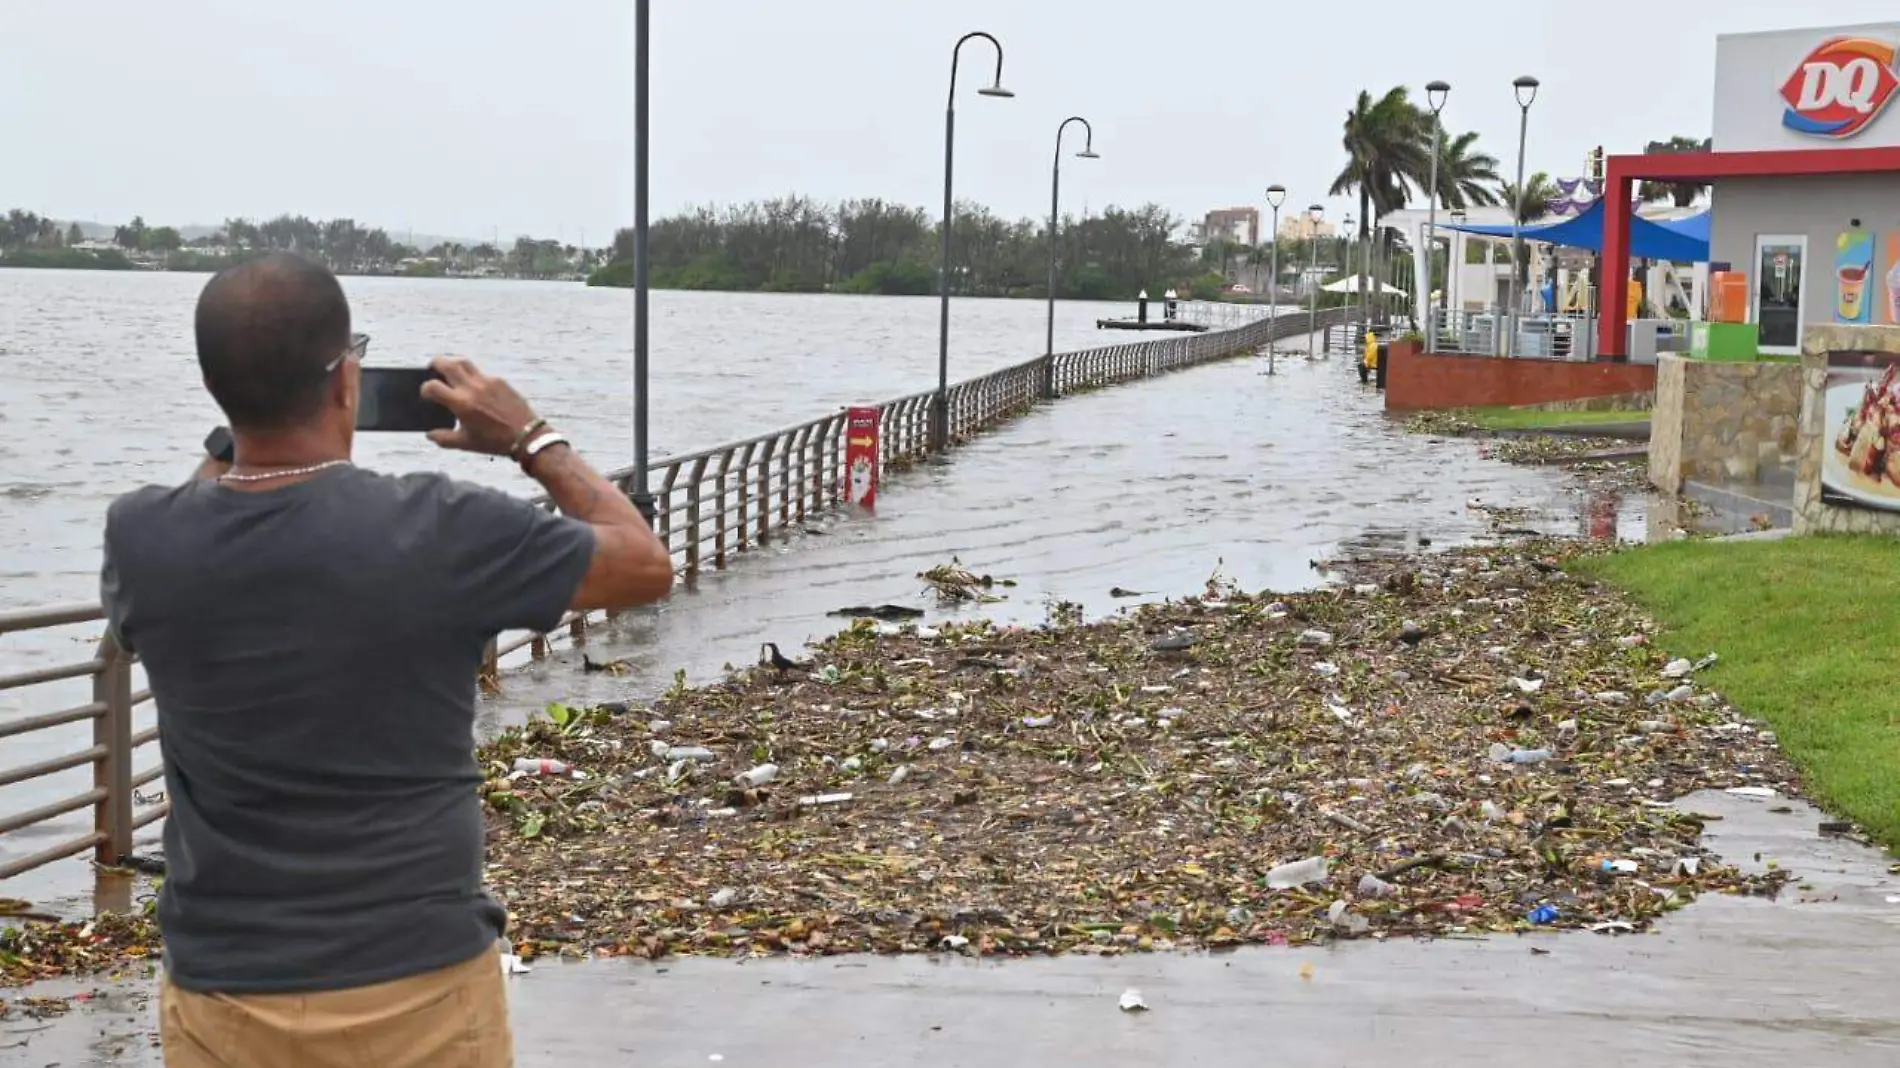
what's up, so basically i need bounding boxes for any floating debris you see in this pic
[1,541,1800,982]
[919,559,1014,604]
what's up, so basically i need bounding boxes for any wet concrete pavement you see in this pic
[9,790,1897,1067]
[479,346,1651,730]
[6,342,1660,912]
[6,343,1898,1066]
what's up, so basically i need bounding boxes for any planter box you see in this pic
[1689,321,1760,362]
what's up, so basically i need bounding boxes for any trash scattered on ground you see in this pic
[1402,412,1650,490]
[919,559,1015,604]
[1527,905,1561,925]
[827,605,925,621]
[1818,821,1854,836]
[0,541,1805,982]
[1118,988,1149,1012]
[582,655,631,676]
[1726,787,1780,799]
[501,952,532,976]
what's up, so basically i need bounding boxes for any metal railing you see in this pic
[0,305,1353,880]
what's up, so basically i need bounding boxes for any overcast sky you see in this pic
[2,1,1892,244]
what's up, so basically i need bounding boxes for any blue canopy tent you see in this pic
[1442,199,1709,262]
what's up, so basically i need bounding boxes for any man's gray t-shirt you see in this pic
[101,465,595,993]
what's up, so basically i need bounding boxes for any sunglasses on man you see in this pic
[324,333,371,374]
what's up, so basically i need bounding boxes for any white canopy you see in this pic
[1322,275,1409,298]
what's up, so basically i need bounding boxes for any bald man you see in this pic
[102,253,672,1067]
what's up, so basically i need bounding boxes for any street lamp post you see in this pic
[630,0,655,523]
[1507,75,1540,354]
[933,31,1013,454]
[1044,117,1098,399]
[1264,184,1285,375]
[1343,212,1355,347]
[1305,204,1324,356]
[1423,79,1449,353]
[1448,209,1467,345]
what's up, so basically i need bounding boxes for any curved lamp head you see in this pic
[1076,146,1100,160]
[1513,75,1540,109]
[1425,79,1450,113]
[1265,183,1286,209]
[978,84,1014,99]
[1308,204,1324,222]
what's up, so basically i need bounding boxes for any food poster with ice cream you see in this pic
[1834,229,1874,325]
[1821,350,1900,512]
[1884,232,1900,325]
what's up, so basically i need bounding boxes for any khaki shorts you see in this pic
[160,946,514,1068]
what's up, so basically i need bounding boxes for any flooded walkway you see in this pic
[483,346,1646,728]
[11,792,1898,1067]
[6,341,1899,1066]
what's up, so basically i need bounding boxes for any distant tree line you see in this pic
[589,196,1218,300]
[0,209,601,280]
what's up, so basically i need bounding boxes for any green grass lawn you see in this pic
[1578,536,1900,849]
[1467,406,1652,431]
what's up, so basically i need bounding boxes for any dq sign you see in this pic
[1780,36,1900,138]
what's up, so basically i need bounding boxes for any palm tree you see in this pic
[1639,135,1711,208]
[1424,130,1502,210]
[1332,87,1429,323]
[1498,172,1559,290]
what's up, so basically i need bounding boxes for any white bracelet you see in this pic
[519,432,569,470]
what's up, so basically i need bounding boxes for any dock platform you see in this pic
[1095,318,1208,332]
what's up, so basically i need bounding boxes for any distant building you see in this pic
[1201,207,1260,247]
[1277,216,1337,241]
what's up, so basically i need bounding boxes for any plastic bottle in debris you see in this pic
[1266,856,1331,889]
[512,758,571,776]
[733,764,779,789]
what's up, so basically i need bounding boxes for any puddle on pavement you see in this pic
[8,791,1894,1068]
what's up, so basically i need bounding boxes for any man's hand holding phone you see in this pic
[418,356,540,456]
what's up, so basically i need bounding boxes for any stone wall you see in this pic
[1647,354,1800,494]
[1794,325,1900,535]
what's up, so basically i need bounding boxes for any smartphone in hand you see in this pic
[357,368,456,432]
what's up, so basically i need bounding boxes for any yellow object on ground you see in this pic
[1363,332,1379,369]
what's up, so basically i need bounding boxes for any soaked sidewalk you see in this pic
[10,791,1898,1067]
[480,347,1649,730]
[13,345,1655,911]
[7,343,1900,1066]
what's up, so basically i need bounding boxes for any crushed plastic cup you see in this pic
[1266,856,1331,889]
[1356,874,1395,898]
[1327,900,1370,935]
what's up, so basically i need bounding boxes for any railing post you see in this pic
[479,638,500,693]
[714,452,734,568]
[92,635,134,866]
[777,439,793,526]
[792,427,810,522]
[757,439,777,543]
[738,442,757,549]
[683,455,709,575]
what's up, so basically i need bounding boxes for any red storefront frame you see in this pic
[1598,144,1900,358]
